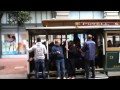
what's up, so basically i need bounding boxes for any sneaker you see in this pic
[57,77,61,79]
[71,77,75,79]
[67,77,71,79]
[63,77,66,79]
[90,76,95,78]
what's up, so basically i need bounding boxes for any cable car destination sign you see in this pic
[75,22,120,26]
[42,20,120,27]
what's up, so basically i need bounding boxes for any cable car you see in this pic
[26,19,120,79]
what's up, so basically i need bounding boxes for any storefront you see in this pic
[1,26,28,58]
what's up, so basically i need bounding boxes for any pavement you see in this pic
[0,74,27,79]
[0,58,109,79]
[0,58,27,79]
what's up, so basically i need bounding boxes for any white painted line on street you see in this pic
[14,66,24,69]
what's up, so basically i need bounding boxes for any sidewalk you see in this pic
[0,74,27,79]
[0,58,27,79]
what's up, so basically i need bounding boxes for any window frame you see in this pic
[106,31,120,51]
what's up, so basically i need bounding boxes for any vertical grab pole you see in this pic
[30,35,32,47]
[29,34,31,48]
[65,33,68,59]
[46,34,49,79]
[46,34,49,60]
[65,33,68,77]
[34,35,35,43]
[119,34,120,63]
[102,35,105,56]
[27,31,30,78]
[61,34,62,45]
[119,51,120,63]
[102,32,108,75]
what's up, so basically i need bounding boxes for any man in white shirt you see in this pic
[27,37,47,79]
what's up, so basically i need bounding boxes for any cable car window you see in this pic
[107,32,120,47]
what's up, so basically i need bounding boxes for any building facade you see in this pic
[0,11,120,58]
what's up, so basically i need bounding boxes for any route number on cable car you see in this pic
[119,52,120,63]
[109,56,114,60]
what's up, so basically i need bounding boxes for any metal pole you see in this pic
[119,51,120,63]
[83,34,85,42]
[34,35,35,43]
[17,25,19,54]
[27,31,30,78]
[17,14,20,54]
[46,34,49,79]
[61,34,62,45]
[29,33,31,48]
[46,34,49,60]
[31,35,32,47]
[65,33,68,59]
[102,35,105,55]
[0,21,2,58]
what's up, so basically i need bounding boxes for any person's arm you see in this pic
[26,45,35,53]
[65,45,69,51]
[29,57,33,61]
[81,42,88,52]
[29,51,34,61]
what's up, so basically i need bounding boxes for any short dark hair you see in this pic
[37,37,41,42]
[55,40,59,44]
[7,34,11,38]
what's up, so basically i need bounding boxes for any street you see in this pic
[0,58,27,79]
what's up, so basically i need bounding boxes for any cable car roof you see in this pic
[26,26,120,35]
[26,19,120,35]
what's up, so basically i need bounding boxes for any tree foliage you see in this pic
[0,11,31,58]
[7,11,32,26]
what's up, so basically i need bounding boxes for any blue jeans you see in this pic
[56,59,65,77]
[35,59,46,79]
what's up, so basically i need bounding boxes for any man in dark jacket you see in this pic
[67,41,77,79]
[51,40,66,79]
[82,34,96,79]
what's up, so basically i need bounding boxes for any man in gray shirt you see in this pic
[27,37,47,79]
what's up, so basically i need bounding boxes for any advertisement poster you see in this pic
[2,34,28,55]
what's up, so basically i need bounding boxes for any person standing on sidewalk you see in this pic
[82,34,96,79]
[51,40,66,79]
[27,37,47,79]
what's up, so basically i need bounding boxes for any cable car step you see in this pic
[29,68,106,76]
[29,73,108,79]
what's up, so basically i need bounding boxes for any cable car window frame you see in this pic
[106,31,120,51]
